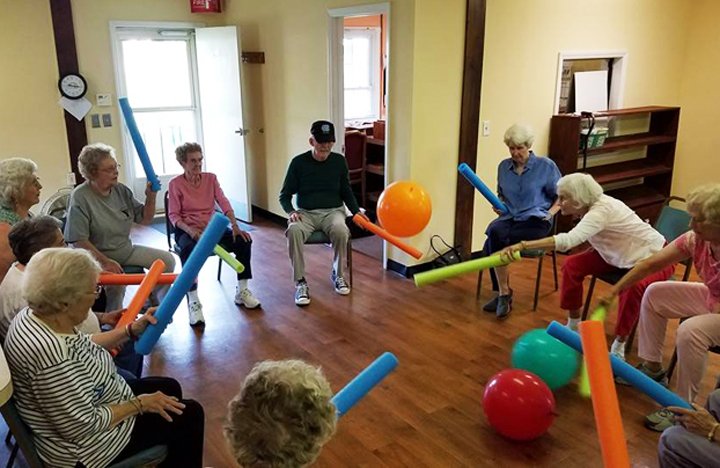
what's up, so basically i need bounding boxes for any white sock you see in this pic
[567,317,580,330]
[238,279,248,291]
[187,289,199,303]
[611,338,626,357]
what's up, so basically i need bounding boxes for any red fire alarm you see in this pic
[191,0,221,13]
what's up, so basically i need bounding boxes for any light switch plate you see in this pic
[482,120,491,137]
[96,93,112,107]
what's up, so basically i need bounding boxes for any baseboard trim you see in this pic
[252,205,287,226]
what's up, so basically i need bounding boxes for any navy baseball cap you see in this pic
[311,120,336,143]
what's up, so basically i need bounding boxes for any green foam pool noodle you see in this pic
[414,251,520,287]
[213,245,245,273]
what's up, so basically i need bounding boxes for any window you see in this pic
[113,27,201,178]
[343,27,381,122]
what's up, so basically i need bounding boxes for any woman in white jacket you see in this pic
[500,173,674,360]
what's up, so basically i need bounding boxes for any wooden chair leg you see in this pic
[7,441,19,468]
[533,255,544,311]
[476,270,484,301]
[551,251,558,290]
[348,239,353,286]
[581,276,597,321]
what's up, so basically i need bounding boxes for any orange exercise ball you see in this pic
[377,181,432,237]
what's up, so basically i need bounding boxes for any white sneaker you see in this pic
[295,282,311,306]
[610,340,626,361]
[236,287,261,309]
[188,301,205,326]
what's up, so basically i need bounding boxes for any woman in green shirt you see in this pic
[0,157,41,281]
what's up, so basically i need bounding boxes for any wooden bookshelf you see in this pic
[549,106,680,231]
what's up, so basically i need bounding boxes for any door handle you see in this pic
[235,128,250,136]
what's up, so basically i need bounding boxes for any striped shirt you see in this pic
[3,308,135,468]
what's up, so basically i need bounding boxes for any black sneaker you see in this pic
[496,292,513,320]
[483,289,513,313]
[482,295,499,312]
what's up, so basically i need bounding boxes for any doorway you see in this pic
[328,4,389,264]
[110,22,252,221]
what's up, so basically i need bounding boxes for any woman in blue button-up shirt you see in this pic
[482,124,561,319]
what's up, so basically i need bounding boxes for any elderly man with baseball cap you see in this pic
[279,120,367,306]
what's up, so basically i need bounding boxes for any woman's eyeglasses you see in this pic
[86,285,102,298]
[99,164,121,174]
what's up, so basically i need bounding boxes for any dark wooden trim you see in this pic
[50,0,87,184]
[453,0,486,259]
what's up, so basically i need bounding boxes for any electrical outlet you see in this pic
[66,172,76,186]
[96,93,112,107]
[482,120,491,137]
[102,113,112,127]
[90,114,101,128]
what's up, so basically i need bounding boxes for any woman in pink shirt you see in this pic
[602,184,720,431]
[168,143,261,326]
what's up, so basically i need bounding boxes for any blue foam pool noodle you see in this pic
[458,163,508,214]
[135,213,228,354]
[331,352,399,417]
[546,321,691,409]
[119,97,161,191]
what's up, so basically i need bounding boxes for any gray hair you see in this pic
[23,248,101,316]
[78,143,116,180]
[8,215,63,265]
[687,184,720,225]
[0,158,38,208]
[557,173,604,209]
[503,124,535,148]
[225,360,337,467]
[175,142,203,164]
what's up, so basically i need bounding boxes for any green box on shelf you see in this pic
[580,127,609,149]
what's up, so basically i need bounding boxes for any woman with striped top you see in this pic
[3,248,204,468]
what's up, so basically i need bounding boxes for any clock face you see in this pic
[59,73,87,99]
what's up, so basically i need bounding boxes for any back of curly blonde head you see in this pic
[687,183,720,225]
[225,360,337,467]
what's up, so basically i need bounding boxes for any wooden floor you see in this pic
[2,216,719,467]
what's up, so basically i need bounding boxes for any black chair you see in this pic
[476,215,558,311]
[163,191,223,282]
[580,197,694,352]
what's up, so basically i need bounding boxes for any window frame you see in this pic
[343,26,381,123]
[109,21,205,191]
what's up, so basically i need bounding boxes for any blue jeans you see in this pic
[483,217,552,291]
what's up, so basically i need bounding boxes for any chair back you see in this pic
[163,191,174,250]
[1,347,46,468]
[654,197,691,243]
[344,131,367,175]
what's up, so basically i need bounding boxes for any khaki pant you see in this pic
[638,281,718,402]
[285,208,349,282]
[105,245,177,311]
